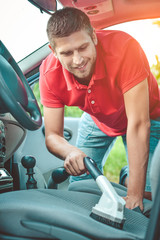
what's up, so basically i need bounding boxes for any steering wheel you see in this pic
[0,41,42,130]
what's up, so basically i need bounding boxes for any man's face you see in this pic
[52,30,97,83]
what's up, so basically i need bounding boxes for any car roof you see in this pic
[29,0,160,29]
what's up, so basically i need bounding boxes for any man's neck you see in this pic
[74,76,91,86]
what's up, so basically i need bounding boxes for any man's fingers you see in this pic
[64,154,86,176]
[123,196,144,212]
[65,161,79,175]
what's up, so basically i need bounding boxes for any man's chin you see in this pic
[73,72,86,79]
[74,73,92,85]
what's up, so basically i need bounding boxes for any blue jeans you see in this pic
[70,113,160,192]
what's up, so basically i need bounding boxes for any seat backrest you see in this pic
[145,141,160,240]
[150,140,160,201]
[145,173,160,240]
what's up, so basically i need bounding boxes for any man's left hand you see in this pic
[123,195,143,212]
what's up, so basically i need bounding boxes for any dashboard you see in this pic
[0,113,26,163]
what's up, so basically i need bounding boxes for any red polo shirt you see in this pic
[39,30,160,136]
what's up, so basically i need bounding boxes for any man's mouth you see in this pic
[78,63,85,69]
[76,62,87,71]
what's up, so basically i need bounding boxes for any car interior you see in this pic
[0,0,160,239]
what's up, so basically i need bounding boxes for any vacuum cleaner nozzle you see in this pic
[90,192,125,229]
[90,211,125,229]
[90,175,126,229]
[83,157,126,230]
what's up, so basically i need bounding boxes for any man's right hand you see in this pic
[64,150,87,176]
[43,106,88,176]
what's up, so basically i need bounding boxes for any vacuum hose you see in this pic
[83,157,102,179]
[49,156,126,229]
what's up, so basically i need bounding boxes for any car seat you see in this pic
[0,142,159,240]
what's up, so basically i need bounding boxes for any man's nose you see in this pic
[73,51,83,65]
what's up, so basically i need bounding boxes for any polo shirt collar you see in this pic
[62,43,106,91]
[62,67,75,91]
[92,44,106,81]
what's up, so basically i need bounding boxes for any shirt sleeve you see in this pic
[117,38,150,94]
[39,67,64,108]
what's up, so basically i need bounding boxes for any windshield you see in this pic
[0,0,49,61]
[0,0,160,66]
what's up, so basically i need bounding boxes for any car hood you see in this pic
[28,0,160,29]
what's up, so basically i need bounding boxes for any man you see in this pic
[39,7,160,211]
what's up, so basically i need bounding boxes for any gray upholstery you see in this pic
[0,143,159,239]
[150,140,160,201]
[0,189,149,240]
[68,180,127,196]
[68,180,152,217]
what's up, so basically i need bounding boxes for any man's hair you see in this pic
[47,7,93,49]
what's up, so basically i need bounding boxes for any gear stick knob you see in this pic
[21,155,37,189]
[21,155,36,169]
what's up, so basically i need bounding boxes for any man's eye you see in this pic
[79,46,87,51]
[64,52,72,56]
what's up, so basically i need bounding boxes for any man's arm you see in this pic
[43,106,87,176]
[123,78,150,211]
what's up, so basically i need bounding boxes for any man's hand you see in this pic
[64,150,87,176]
[123,195,143,212]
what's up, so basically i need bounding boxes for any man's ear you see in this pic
[92,29,98,46]
[49,44,57,57]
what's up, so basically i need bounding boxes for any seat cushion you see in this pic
[0,189,149,239]
[68,179,152,217]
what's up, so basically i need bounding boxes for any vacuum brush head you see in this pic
[89,176,126,230]
[90,208,125,229]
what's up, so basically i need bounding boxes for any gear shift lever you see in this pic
[21,155,37,189]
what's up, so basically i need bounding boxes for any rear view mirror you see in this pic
[28,0,57,14]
